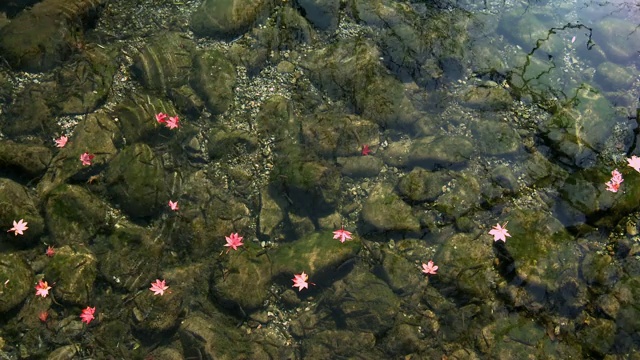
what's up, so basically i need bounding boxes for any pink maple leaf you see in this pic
[332,227,352,243]
[7,219,28,235]
[46,245,55,257]
[35,280,51,298]
[224,233,244,251]
[605,169,624,193]
[54,136,68,148]
[149,279,169,296]
[361,144,371,156]
[628,156,640,173]
[155,112,168,123]
[80,152,95,166]
[80,306,95,324]
[38,311,49,322]
[168,200,179,211]
[489,222,511,242]
[165,116,180,129]
[421,260,438,275]
[292,272,309,291]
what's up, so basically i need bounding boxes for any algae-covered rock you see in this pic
[179,314,251,358]
[302,37,417,129]
[190,49,236,115]
[325,266,399,334]
[0,178,45,246]
[96,223,162,292]
[0,253,32,313]
[462,86,513,111]
[131,32,195,93]
[434,171,482,219]
[113,95,177,145]
[559,167,640,228]
[576,317,615,356]
[337,155,383,178]
[361,182,420,232]
[214,231,359,310]
[471,119,521,155]
[44,184,109,245]
[539,84,620,168]
[408,135,473,169]
[0,0,106,72]
[0,141,52,177]
[190,0,272,39]
[302,330,384,359]
[56,44,118,114]
[132,286,183,334]
[44,245,97,305]
[271,144,341,215]
[37,112,120,196]
[105,143,168,218]
[436,233,494,300]
[397,167,451,203]
[298,0,340,30]
[300,113,379,158]
[271,230,360,276]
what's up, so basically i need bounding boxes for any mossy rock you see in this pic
[0,178,45,246]
[0,253,32,313]
[44,245,97,305]
[301,113,379,158]
[0,140,52,177]
[112,95,177,145]
[56,44,119,115]
[131,32,195,93]
[211,243,273,310]
[435,232,495,300]
[45,184,110,246]
[190,49,236,115]
[37,113,120,196]
[471,119,521,155]
[95,223,162,292]
[270,230,361,276]
[397,167,451,202]
[408,136,473,169]
[361,182,420,232]
[105,143,168,218]
[324,266,399,335]
[271,144,341,215]
[190,0,273,39]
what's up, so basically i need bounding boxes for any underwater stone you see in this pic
[0,0,106,72]
[408,135,473,169]
[298,0,340,30]
[45,184,109,246]
[131,32,195,93]
[0,140,52,177]
[190,0,272,39]
[361,182,420,232]
[105,143,168,218]
[44,245,97,305]
[190,49,236,115]
[0,253,32,313]
[0,178,45,246]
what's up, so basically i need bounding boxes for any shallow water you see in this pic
[0,0,639,358]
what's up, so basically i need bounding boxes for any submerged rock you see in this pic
[361,182,420,232]
[190,49,236,115]
[190,0,273,39]
[0,253,32,313]
[0,178,45,246]
[44,245,97,305]
[0,0,106,72]
[105,143,168,218]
